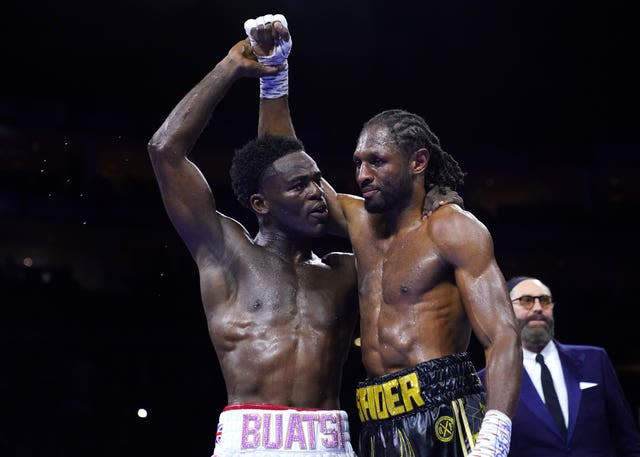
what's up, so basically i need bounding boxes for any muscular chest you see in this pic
[353,230,446,304]
[205,256,353,326]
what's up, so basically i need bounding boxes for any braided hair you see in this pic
[230,134,306,208]
[362,109,465,191]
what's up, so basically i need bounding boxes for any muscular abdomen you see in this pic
[354,231,472,377]
[202,255,357,409]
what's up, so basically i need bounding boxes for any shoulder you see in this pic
[425,204,493,256]
[427,203,487,233]
[558,342,608,358]
[337,193,365,219]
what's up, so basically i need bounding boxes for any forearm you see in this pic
[258,96,295,137]
[482,329,522,417]
[467,330,520,457]
[148,55,241,160]
[319,178,350,238]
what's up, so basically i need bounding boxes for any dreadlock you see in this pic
[362,109,466,192]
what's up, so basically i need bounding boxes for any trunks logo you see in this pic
[435,416,455,443]
[240,412,345,450]
[355,371,426,421]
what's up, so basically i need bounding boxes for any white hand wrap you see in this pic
[469,409,512,457]
[243,13,292,99]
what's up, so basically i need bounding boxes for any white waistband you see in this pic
[212,406,356,456]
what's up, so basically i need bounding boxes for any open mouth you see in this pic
[309,204,328,218]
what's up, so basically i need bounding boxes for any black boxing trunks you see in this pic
[356,353,486,457]
[211,403,357,457]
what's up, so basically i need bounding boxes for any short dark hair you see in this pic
[507,276,535,293]
[230,134,306,208]
[363,109,466,191]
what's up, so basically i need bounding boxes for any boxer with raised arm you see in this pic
[244,14,521,457]
[148,19,359,457]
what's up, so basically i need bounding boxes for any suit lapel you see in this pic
[520,367,563,437]
[556,341,584,442]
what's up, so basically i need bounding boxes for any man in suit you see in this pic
[480,276,640,456]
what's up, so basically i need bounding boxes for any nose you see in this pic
[309,180,323,199]
[531,298,545,312]
[356,163,373,188]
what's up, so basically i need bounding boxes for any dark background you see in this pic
[2,0,639,455]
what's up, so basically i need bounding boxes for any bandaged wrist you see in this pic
[469,409,511,457]
[260,61,288,99]
[243,13,292,98]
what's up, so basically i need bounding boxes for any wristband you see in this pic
[469,409,511,457]
[259,61,289,99]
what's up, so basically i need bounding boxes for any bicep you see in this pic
[456,260,515,348]
[434,211,514,347]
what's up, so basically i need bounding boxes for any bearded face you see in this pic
[510,278,556,352]
[354,125,414,214]
[518,313,554,349]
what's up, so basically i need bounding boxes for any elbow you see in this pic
[147,132,166,158]
[487,322,522,360]
[502,321,522,354]
[147,131,182,166]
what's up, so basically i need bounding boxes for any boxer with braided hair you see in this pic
[147,12,460,457]
[321,108,522,456]
[362,109,465,194]
[246,14,521,457]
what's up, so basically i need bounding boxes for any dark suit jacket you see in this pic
[478,341,640,456]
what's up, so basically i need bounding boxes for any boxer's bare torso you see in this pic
[200,227,357,408]
[342,201,475,377]
[147,41,359,409]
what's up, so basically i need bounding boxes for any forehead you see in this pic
[265,151,319,181]
[354,125,398,156]
[511,279,551,298]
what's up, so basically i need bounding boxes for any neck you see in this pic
[383,184,426,235]
[254,228,314,263]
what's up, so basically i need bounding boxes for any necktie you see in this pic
[536,353,567,437]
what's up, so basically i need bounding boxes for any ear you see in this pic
[412,148,429,175]
[250,193,269,215]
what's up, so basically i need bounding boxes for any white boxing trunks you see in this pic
[211,403,357,457]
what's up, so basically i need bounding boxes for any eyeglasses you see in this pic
[512,295,554,310]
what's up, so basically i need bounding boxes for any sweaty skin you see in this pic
[147,37,358,409]
[324,124,522,416]
[156,19,465,410]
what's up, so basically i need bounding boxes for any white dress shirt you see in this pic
[523,341,569,427]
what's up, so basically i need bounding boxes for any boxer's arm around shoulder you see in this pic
[422,184,465,217]
[319,178,366,238]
